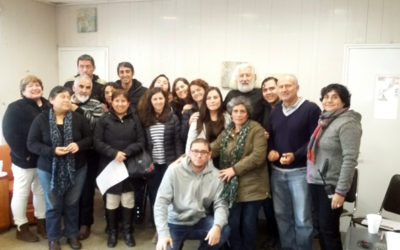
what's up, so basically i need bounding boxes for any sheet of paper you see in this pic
[96,160,129,195]
[386,232,400,250]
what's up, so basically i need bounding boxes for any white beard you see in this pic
[74,93,90,103]
[237,82,255,93]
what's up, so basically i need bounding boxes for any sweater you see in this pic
[27,110,92,173]
[144,112,184,166]
[223,89,264,123]
[307,110,362,195]
[94,109,145,193]
[154,156,228,239]
[2,97,50,168]
[268,100,320,169]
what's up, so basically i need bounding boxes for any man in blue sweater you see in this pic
[268,74,320,250]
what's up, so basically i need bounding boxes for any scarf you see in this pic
[219,120,251,208]
[307,108,348,165]
[49,109,76,196]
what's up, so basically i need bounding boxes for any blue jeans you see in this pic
[229,200,263,250]
[168,216,230,250]
[37,166,87,241]
[271,167,313,250]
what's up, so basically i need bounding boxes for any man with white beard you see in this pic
[223,63,264,123]
[71,74,104,240]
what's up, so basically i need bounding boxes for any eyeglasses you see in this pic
[190,149,209,156]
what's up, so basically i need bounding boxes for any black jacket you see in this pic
[144,113,184,166]
[2,97,50,168]
[27,110,92,173]
[115,79,147,110]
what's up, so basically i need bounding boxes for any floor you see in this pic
[0,190,328,249]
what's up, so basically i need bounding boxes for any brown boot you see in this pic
[37,219,47,239]
[16,223,39,242]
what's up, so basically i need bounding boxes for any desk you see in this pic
[0,172,10,231]
[344,226,387,250]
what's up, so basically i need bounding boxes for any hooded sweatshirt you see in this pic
[307,110,362,196]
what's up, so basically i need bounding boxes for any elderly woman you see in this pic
[2,75,50,242]
[27,86,92,250]
[94,89,145,248]
[211,96,268,250]
[307,83,362,250]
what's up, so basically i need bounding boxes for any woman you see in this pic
[181,79,209,144]
[170,77,192,119]
[307,83,362,250]
[27,86,92,250]
[211,96,268,250]
[137,87,183,242]
[185,87,230,160]
[2,75,50,242]
[101,82,121,112]
[94,89,145,248]
[149,74,173,103]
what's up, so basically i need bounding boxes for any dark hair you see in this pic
[197,87,225,137]
[117,62,134,74]
[101,82,122,104]
[189,79,209,96]
[49,86,70,100]
[77,54,95,67]
[111,89,130,102]
[227,96,253,117]
[172,77,192,103]
[190,138,211,152]
[261,76,278,88]
[138,87,171,127]
[320,83,351,108]
[149,74,170,93]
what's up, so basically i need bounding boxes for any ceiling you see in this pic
[35,0,151,5]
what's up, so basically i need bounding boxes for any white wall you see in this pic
[0,0,58,142]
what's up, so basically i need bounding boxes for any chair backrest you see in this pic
[380,174,400,215]
[345,168,358,203]
[0,144,13,181]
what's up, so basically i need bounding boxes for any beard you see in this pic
[75,93,90,103]
[237,81,255,93]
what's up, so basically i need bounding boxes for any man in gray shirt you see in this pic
[154,138,230,250]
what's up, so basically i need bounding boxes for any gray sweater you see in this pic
[154,156,228,239]
[307,110,362,196]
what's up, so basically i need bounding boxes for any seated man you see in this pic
[154,138,230,250]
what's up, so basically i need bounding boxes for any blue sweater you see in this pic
[269,100,320,169]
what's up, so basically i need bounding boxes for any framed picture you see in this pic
[221,61,246,88]
[77,8,97,33]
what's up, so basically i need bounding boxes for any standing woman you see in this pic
[137,87,183,242]
[180,79,209,144]
[185,87,230,158]
[149,74,173,103]
[211,96,268,250]
[101,82,122,113]
[27,86,92,250]
[307,84,362,250]
[170,77,192,120]
[94,89,145,248]
[2,75,50,242]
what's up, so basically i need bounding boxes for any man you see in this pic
[116,61,147,110]
[64,54,106,101]
[71,75,104,240]
[223,63,263,123]
[154,138,230,250]
[268,74,320,250]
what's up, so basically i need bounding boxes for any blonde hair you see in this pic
[20,75,43,97]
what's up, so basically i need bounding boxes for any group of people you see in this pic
[2,54,362,250]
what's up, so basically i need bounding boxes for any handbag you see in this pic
[127,147,154,178]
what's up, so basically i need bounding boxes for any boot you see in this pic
[48,240,61,250]
[106,209,118,248]
[16,223,39,242]
[122,207,136,247]
[36,218,47,239]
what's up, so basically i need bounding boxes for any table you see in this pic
[343,226,387,250]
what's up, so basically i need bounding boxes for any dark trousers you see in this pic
[79,150,98,227]
[147,163,167,224]
[261,198,280,241]
[309,184,343,250]
[229,200,263,250]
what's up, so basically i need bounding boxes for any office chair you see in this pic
[353,174,400,229]
[341,168,358,227]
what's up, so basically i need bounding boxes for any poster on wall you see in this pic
[77,8,97,33]
[373,75,400,119]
